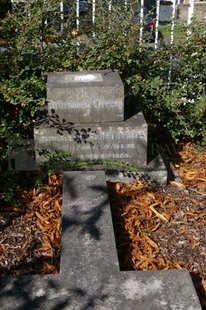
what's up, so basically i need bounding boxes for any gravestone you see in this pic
[34,112,147,165]
[47,70,124,123]
[34,69,149,170]
[33,69,168,182]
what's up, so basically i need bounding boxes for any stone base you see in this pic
[105,155,168,184]
[34,112,148,166]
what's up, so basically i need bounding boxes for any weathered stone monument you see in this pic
[47,70,124,123]
[34,69,148,168]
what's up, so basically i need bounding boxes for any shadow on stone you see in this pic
[62,178,109,242]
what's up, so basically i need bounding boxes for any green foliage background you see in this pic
[0,0,206,172]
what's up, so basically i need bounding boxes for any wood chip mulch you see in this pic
[0,174,63,276]
[107,142,206,308]
[0,142,205,307]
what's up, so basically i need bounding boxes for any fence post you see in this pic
[92,0,96,37]
[60,0,64,32]
[187,0,195,37]
[170,0,177,45]
[155,0,160,49]
[139,0,144,46]
[76,0,80,53]
[108,0,112,12]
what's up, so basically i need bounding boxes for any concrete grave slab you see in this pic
[34,112,148,166]
[47,70,124,123]
[0,171,201,309]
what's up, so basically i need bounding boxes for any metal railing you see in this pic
[10,0,202,47]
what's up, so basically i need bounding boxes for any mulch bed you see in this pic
[0,174,63,276]
[0,142,205,307]
[107,142,206,308]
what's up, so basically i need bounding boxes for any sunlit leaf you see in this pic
[149,205,168,222]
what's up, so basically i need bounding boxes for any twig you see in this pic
[188,188,206,196]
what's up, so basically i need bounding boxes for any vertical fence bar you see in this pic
[139,0,144,46]
[92,0,96,37]
[11,0,14,13]
[76,0,80,53]
[188,0,195,25]
[155,0,160,49]
[187,0,195,37]
[170,0,176,45]
[108,0,112,12]
[205,5,206,22]
[76,0,80,31]
[205,5,206,35]
[60,0,64,32]
[168,0,177,87]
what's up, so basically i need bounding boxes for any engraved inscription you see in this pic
[77,153,130,160]
[70,143,136,152]
[49,100,122,110]
[38,131,145,143]
[88,131,145,141]
[76,89,90,100]
[35,131,146,161]
[49,101,91,110]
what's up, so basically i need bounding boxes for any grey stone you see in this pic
[34,112,148,166]
[0,171,201,309]
[105,155,168,184]
[47,70,124,123]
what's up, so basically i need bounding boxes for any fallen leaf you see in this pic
[24,212,35,219]
[170,181,185,189]
[149,205,168,222]
[36,211,49,222]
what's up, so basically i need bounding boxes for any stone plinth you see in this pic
[47,70,124,124]
[34,113,148,166]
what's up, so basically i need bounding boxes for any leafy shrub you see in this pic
[0,1,206,204]
[136,32,206,143]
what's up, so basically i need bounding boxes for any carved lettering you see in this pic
[39,131,144,144]
[49,101,91,110]
[49,100,122,111]
[78,153,130,160]
[76,89,90,100]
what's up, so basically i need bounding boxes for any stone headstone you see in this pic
[34,113,148,166]
[34,69,167,179]
[47,70,124,124]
